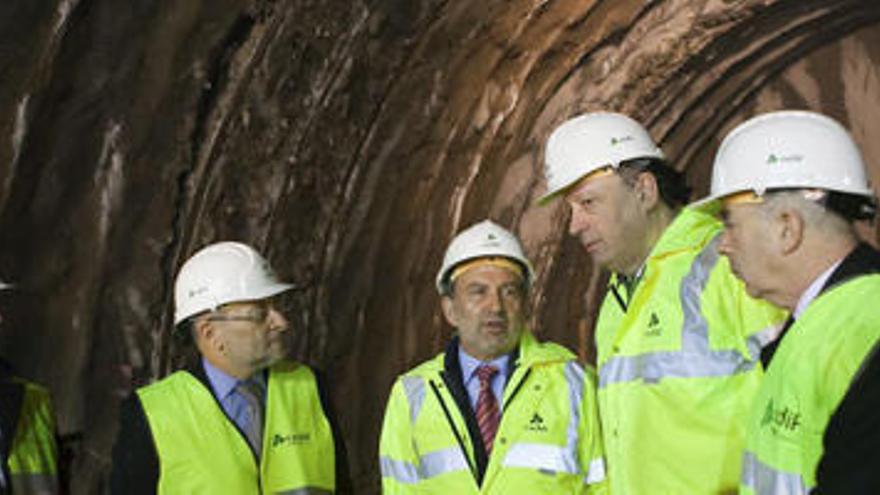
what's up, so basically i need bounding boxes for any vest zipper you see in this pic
[610,283,628,312]
[428,379,478,481]
[501,368,531,414]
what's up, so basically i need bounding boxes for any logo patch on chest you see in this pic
[526,413,548,433]
[271,432,311,448]
[760,399,802,434]
[644,311,662,337]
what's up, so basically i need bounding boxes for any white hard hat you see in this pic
[436,220,535,294]
[0,280,13,291]
[540,112,665,203]
[694,110,873,209]
[174,241,295,325]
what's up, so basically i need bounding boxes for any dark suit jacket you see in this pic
[0,360,24,495]
[809,244,880,494]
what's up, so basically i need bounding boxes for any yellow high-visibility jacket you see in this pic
[138,360,335,494]
[3,378,58,495]
[379,331,607,494]
[596,208,786,494]
[741,266,880,494]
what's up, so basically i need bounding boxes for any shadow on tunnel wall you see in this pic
[0,1,878,492]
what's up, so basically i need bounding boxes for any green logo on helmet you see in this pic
[767,153,803,165]
[611,135,634,146]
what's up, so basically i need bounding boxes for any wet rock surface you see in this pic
[0,1,877,492]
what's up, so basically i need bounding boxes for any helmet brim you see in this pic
[173,281,298,326]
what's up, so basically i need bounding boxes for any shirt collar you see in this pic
[459,347,509,385]
[793,259,843,319]
[202,358,239,400]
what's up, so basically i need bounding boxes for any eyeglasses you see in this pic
[205,298,296,324]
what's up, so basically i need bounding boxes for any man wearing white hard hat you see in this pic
[110,242,347,494]
[0,280,60,494]
[379,220,607,494]
[540,112,785,493]
[694,110,880,494]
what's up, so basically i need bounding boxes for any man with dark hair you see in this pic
[110,242,347,494]
[379,220,606,494]
[540,112,785,493]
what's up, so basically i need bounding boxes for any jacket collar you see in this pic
[609,207,718,287]
[439,330,573,374]
[821,243,880,294]
[648,207,718,261]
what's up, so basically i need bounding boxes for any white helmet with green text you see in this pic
[174,242,294,325]
[694,110,873,210]
[540,112,665,203]
[436,220,534,295]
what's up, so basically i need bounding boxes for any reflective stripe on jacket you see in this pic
[596,208,786,494]
[138,360,335,494]
[741,274,880,495]
[379,331,607,494]
[6,379,58,494]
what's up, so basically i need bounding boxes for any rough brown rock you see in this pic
[0,1,877,492]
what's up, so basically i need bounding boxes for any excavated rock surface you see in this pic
[0,1,877,492]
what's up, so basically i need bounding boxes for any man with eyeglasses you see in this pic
[110,241,346,494]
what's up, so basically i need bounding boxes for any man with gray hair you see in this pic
[694,110,880,494]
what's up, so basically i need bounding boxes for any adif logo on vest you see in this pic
[644,312,661,337]
[526,413,548,433]
[272,432,311,448]
[760,399,801,434]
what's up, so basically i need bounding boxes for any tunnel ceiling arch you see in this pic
[0,0,877,491]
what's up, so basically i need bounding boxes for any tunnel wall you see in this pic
[0,1,877,492]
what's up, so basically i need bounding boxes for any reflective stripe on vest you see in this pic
[380,446,470,483]
[402,375,426,424]
[381,361,605,485]
[741,451,807,495]
[599,237,765,388]
[502,362,605,484]
[379,371,472,485]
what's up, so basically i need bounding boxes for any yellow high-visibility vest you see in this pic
[379,331,607,494]
[740,275,880,494]
[138,360,335,494]
[6,379,58,494]
[596,208,786,494]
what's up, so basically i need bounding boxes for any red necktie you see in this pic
[475,365,500,453]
